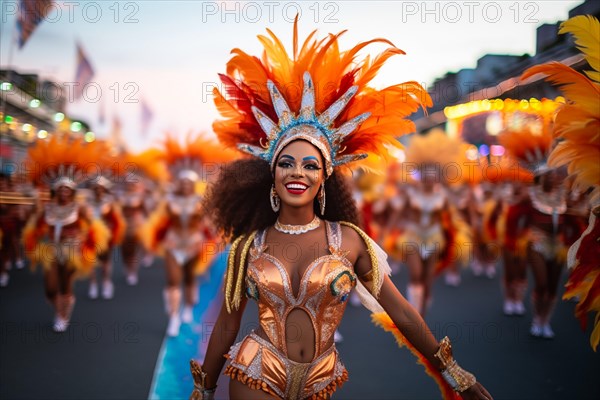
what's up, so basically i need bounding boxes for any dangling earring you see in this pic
[270,184,280,212]
[318,182,326,215]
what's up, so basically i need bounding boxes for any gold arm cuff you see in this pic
[189,360,216,400]
[434,336,476,393]
[434,336,454,368]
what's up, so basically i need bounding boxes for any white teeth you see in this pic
[286,183,308,190]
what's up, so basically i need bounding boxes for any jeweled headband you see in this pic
[238,72,370,177]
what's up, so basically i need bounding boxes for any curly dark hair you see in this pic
[203,158,360,238]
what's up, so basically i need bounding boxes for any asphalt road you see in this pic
[0,250,167,400]
[1,250,599,400]
[331,268,600,399]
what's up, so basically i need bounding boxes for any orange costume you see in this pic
[225,222,354,399]
[115,150,167,285]
[139,134,235,336]
[23,136,110,276]
[141,134,233,275]
[22,135,110,331]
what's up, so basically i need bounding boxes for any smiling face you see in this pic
[93,184,107,198]
[179,178,195,196]
[274,140,325,211]
[56,185,75,204]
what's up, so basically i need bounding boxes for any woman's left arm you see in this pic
[350,228,493,400]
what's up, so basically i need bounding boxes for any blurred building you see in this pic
[413,0,600,137]
[0,70,92,174]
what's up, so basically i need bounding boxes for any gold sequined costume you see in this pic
[224,221,353,399]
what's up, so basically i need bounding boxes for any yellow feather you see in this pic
[559,15,600,82]
[521,63,600,116]
[405,130,463,167]
[522,15,600,196]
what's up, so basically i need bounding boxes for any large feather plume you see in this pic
[26,135,88,187]
[404,129,462,168]
[520,16,600,198]
[213,17,431,165]
[560,15,600,83]
[521,14,600,351]
[156,133,239,185]
[498,127,554,174]
[115,149,169,183]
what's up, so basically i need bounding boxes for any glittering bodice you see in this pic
[246,221,356,358]
[43,202,80,242]
[119,193,146,224]
[166,194,202,229]
[528,186,567,236]
[90,195,114,220]
[406,185,446,227]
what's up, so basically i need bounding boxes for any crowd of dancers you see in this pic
[0,21,597,371]
[0,119,591,342]
[0,136,231,336]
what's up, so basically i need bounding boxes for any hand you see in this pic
[461,382,493,400]
[189,359,207,400]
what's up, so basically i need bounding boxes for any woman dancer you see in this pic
[23,135,109,332]
[0,173,27,287]
[189,22,491,400]
[500,128,575,338]
[400,130,463,315]
[496,159,534,316]
[142,134,230,336]
[117,150,166,285]
[87,174,125,299]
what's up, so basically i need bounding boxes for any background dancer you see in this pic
[141,134,231,336]
[23,136,109,332]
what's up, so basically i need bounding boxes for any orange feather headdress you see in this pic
[403,129,463,182]
[158,133,238,182]
[212,17,431,177]
[114,149,169,185]
[498,126,554,175]
[478,155,533,184]
[81,139,120,189]
[26,135,99,190]
[520,15,600,199]
[404,129,462,166]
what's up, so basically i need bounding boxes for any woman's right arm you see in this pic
[200,235,251,389]
[202,296,247,389]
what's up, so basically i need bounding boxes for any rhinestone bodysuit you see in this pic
[225,220,355,399]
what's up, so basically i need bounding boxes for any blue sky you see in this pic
[0,1,582,151]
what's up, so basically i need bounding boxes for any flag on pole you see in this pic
[110,115,126,152]
[98,99,106,125]
[74,42,95,101]
[16,0,53,49]
[140,98,154,137]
